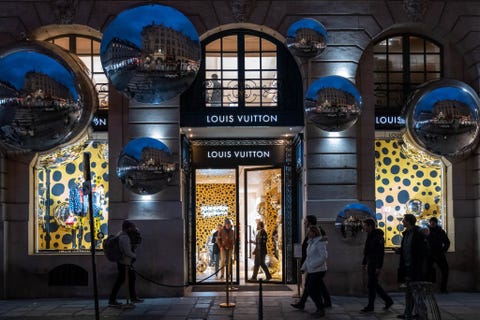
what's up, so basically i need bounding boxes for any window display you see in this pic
[375,139,446,248]
[35,138,109,252]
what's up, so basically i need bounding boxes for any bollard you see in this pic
[409,281,441,320]
[258,278,263,320]
[123,265,135,309]
[219,249,235,308]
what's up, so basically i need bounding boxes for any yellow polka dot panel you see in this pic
[35,141,109,252]
[375,139,445,247]
[195,183,237,251]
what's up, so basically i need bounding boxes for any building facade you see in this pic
[0,0,479,298]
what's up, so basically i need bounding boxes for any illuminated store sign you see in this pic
[92,109,108,131]
[201,205,229,217]
[193,144,285,165]
[181,110,303,127]
[206,114,278,125]
[375,110,405,130]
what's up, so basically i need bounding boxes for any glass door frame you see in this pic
[244,166,284,284]
[191,166,240,285]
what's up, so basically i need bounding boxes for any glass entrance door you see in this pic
[244,167,283,282]
[194,168,237,284]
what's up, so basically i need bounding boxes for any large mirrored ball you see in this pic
[117,137,177,195]
[286,18,327,58]
[406,199,424,217]
[0,41,96,152]
[406,79,480,161]
[305,75,362,131]
[100,4,201,104]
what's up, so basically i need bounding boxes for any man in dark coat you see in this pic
[427,217,450,293]
[396,214,430,319]
[360,218,393,313]
[250,220,272,281]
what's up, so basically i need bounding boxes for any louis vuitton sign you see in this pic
[192,144,286,165]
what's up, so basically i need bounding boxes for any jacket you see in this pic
[254,228,268,255]
[362,228,385,268]
[118,231,136,265]
[398,226,430,282]
[217,227,235,250]
[301,236,328,273]
[427,226,450,255]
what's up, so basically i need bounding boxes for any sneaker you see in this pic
[108,300,123,307]
[291,302,305,310]
[360,306,374,313]
[384,300,394,310]
[131,298,144,303]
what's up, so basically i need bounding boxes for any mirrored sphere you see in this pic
[286,18,327,58]
[406,199,424,217]
[117,137,177,195]
[305,75,362,131]
[100,4,201,104]
[0,41,96,152]
[405,79,480,161]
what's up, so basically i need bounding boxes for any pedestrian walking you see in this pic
[427,217,450,293]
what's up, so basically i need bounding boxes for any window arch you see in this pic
[373,34,443,113]
[181,28,303,117]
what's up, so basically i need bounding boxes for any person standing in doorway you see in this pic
[216,218,235,279]
[250,220,272,281]
[360,218,393,313]
[292,215,331,310]
[209,74,222,107]
[109,220,144,306]
[427,217,450,293]
[211,223,222,276]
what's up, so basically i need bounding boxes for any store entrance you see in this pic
[193,166,284,285]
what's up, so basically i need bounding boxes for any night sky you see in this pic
[305,75,362,106]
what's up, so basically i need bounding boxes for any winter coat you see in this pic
[301,236,328,273]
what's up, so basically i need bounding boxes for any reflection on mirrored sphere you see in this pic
[0,41,96,152]
[117,137,177,195]
[406,199,423,217]
[286,18,327,58]
[305,75,362,131]
[100,4,201,104]
[405,79,480,161]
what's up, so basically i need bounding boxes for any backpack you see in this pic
[103,234,122,262]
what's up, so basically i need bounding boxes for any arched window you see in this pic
[373,34,447,248]
[46,35,109,108]
[181,28,303,127]
[374,34,442,113]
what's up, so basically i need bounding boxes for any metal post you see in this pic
[219,249,235,308]
[83,153,99,320]
[258,278,263,320]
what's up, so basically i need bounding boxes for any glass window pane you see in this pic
[388,54,403,71]
[222,71,238,79]
[425,41,440,53]
[262,71,277,81]
[388,37,403,53]
[410,72,426,84]
[261,38,276,51]
[374,72,387,83]
[245,57,260,69]
[245,89,262,106]
[410,54,425,71]
[222,56,238,69]
[205,56,220,69]
[245,71,260,79]
[78,56,92,77]
[76,37,92,54]
[93,56,103,72]
[426,55,441,71]
[409,36,424,53]
[222,35,237,51]
[374,90,387,107]
[92,40,100,54]
[426,72,441,81]
[374,55,387,71]
[245,35,260,51]
[53,37,70,50]
[374,40,388,53]
[206,39,221,52]
[389,72,403,83]
[261,56,276,69]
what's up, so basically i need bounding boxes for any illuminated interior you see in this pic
[35,137,109,252]
[375,138,446,247]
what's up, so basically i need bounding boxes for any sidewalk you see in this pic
[0,288,479,319]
